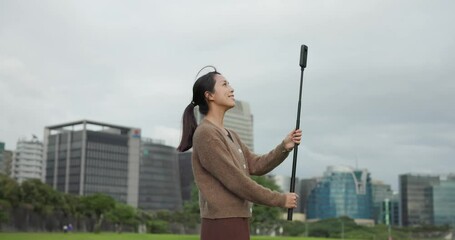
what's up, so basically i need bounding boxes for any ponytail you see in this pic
[177,102,197,152]
[177,66,220,152]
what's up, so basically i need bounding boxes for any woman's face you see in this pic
[206,74,235,109]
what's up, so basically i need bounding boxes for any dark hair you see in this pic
[177,70,220,152]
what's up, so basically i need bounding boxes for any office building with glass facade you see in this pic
[178,151,194,203]
[138,139,182,211]
[44,120,141,207]
[399,174,440,226]
[390,193,400,226]
[372,180,394,224]
[431,175,455,226]
[300,178,320,214]
[307,166,373,224]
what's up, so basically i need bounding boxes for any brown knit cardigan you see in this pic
[192,119,291,219]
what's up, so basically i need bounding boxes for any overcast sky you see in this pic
[1,0,454,191]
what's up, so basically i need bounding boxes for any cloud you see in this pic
[1,0,454,191]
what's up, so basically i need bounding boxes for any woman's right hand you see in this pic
[284,193,299,209]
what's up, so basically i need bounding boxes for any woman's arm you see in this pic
[235,129,302,176]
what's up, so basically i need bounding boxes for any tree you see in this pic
[80,193,116,233]
[20,179,62,230]
[106,202,137,233]
[0,174,20,230]
[281,220,306,236]
[146,210,172,233]
[57,193,83,231]
[0,174,20,207]
[177,183,200,230]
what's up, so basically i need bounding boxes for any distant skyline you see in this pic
[1,1,454,191]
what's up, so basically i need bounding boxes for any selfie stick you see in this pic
[287,45,308,221]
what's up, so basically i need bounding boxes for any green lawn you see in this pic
[0,233,338,240]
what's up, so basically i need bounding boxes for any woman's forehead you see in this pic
[214,74,227,83]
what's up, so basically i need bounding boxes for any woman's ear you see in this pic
[204,91,214,101]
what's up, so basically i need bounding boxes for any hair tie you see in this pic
[194,65,217,81]
[191,101,196,106]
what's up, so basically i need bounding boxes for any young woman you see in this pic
[177,67,302,240]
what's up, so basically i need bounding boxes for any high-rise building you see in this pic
[11,137,44,183]
[372,180,394,224]
[431,175,455,226]
[307,166,373,225]
[224,100,254,151]
[0,141,4,174]
[1,141,13,176]
[196,99,254,150]
[178,151,194,203]
[390,193,400,226]
[399,174,440,226]
[138,138,182,211]
[300,178,320,214]
[3,150,13,176]
[44,120,141,207]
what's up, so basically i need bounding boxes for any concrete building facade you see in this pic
[139,138,182,211]
[44,120,141,207]
[11,137,44,183]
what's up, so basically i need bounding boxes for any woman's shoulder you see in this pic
[194,119,221,138]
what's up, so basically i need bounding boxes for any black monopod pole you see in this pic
[287,45,308,221]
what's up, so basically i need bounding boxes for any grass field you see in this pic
[0,233,339,240]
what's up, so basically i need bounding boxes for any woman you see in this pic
[177,66,302,240]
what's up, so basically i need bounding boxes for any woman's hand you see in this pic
[283,129,302,152]
[284,192,299,209]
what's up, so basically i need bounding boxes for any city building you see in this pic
[2,149,13,176]
[399,173,440,226]
[44,120,141,207]
[138,138,182,211]
[300,178,320,214]
[178,151,194,203]
[431,174,455,226]
[11,136,44,183]
[390,193,400,226]
[224,100,254,151]
[372,180,394,224]
[0,141,4,174]
[196,99,254,150]
[307,166,374,225]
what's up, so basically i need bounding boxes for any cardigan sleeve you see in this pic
[232,131,291,176]
[195,136,287,208]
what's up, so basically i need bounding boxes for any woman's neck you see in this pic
[205,108,226,130]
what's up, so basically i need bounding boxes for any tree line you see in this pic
[0,174,141,232]
[0,174,284,234]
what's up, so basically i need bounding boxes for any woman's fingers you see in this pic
[291,129,302,144]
